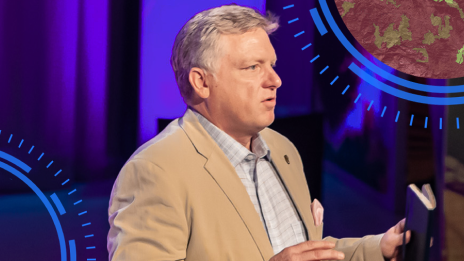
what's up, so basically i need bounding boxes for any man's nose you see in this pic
[266,66,282,89]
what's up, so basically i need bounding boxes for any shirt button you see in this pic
[246,155,254,161]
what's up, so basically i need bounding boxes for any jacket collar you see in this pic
[179,109,274,260]
[179,108,316,258]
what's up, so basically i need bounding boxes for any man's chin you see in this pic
[257,113,275,130]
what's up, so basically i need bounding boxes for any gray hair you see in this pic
[170,4,279,104]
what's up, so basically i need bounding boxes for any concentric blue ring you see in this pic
[318,0,464,96]
[349,63,464,105]
[0,158,67,261]
[0,132,97,260]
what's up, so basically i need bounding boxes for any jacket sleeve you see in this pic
[323,233,385,261]
[107,158,189,261]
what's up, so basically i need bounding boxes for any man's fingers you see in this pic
[398,230,411,245]
[393,230,411,247]
[395,218,406,233]
[405,230,411,244]
[296,240,336,252]
[300,249,345,260]
[278,241,343,261]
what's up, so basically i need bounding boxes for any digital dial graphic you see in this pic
[282,0,464,130]
[0,131,97,260]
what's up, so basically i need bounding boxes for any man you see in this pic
[108,4,409,260]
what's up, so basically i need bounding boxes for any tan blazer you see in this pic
[108,109,385,261]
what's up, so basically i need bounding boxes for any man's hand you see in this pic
[380,218,411,261]
[269,241,344,261]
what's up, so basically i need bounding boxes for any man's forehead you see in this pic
[220,30,274,49]
[218,29,277,63]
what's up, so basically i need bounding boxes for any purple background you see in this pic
[0,0,450,260]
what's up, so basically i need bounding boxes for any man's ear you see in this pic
[189,67,210,99]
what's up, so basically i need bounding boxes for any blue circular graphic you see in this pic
[282,2,462,129]
[318,0,463,92]
[0,131,96,260]
[316,0,464,105]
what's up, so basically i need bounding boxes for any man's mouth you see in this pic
[263,97,275,102]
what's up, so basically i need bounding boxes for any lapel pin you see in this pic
[284,155,290,164]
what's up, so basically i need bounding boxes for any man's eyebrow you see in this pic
[239,56,277,66]
[253,58,278,64]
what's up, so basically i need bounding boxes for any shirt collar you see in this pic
[191,109,271,167]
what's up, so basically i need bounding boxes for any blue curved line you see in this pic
[349,63,464,105]
[0,151,31,173]
[0,161,67,261]
[310,8,328,36]
[51,193,67,215]
[318,0,464,93]
[69,240,76,261]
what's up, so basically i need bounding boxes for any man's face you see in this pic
[206,27,282,136]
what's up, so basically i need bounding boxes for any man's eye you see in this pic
[248,65,257,70]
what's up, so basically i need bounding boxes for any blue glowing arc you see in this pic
[310,8,328,36]
[318,0,464,94]
[0,151,31,172]
[349,63,464,105]
[0,156,67,261]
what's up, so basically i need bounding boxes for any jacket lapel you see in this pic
[179,109,275,261]
[261,129,318,241]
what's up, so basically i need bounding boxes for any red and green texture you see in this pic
[335,0,464,79]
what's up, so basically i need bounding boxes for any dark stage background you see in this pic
[0,0,456,260]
